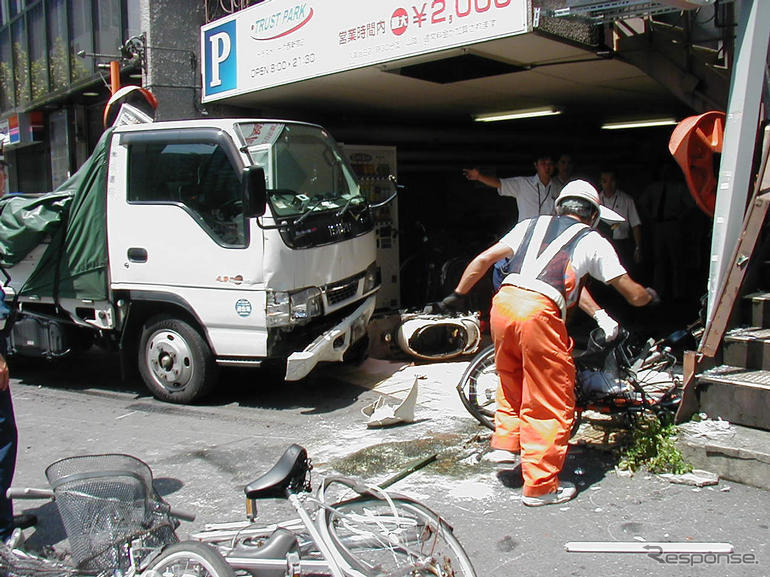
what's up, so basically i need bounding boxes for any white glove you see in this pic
[593,309,619,341]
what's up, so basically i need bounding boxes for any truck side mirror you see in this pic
[243,166,267,218]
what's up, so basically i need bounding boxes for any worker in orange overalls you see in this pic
[441,180,658,506]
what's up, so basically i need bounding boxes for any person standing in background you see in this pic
[464,153,562,289]
[553,153,575,188]
[463,152,561,223]
[0,155,32,541]
[599,169,642,272]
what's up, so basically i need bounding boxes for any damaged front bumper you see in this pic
[285,294,376,381]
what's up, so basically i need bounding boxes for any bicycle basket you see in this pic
[44,454,178,573]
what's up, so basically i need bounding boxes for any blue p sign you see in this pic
[204,20,236,96]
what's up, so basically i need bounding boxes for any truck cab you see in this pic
[1,119,380,403]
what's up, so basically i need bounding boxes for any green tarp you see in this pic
[0,192,72,267]
[0,128,113,301]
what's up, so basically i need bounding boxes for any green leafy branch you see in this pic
[618,414,692,475]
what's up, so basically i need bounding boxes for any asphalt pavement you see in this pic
[6,348,768,577]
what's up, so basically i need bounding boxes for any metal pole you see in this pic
[109,61,121,94]
[707,0,770,317]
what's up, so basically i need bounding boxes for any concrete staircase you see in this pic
[613,12,730,113]
[676,292,770,490]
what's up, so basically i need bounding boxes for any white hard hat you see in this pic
[555,179,624,223]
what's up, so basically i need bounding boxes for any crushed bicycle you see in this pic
[457,327,686,433]
[2,453,234,577]
[191,443,478,577]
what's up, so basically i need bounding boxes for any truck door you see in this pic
[108,128,266,356]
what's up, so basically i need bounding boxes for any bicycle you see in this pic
[3,453,235,577]
[457,328,683,432]
[191,443,477,577]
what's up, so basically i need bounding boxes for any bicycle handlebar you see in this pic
[6,487,55,500]
[169,506,196,522]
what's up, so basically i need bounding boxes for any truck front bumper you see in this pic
[285,294,376,381]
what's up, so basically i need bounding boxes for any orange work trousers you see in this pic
[489,285,576,497]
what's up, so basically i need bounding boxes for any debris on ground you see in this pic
[614,466,634,478]
[658,468,719,487]
[678,417,735,440]
[361,377,418,427]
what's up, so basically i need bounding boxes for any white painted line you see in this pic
[565,542,734,554]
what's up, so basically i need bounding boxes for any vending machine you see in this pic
[342,144,399,310]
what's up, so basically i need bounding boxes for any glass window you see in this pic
[47,0,68,89]
[125,0,141,41]
[95,0,120,58]
[49,109,70,187]
[69,0,93,81]
[11,18,29,105]
[8,1,23,19]
[274,125,354,200]
[29,3,47,100]
[237,122,365,219]
[128,141,246,247]
[0,29,12,109]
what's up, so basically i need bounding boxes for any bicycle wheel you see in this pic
[457,345,497,430]
[144,541,236,577]
[319,496,477,577]
[459,345,583,437]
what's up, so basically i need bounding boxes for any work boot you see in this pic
[522,481,577,507]
[482,449,520,470]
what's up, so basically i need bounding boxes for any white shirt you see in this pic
[499,218,627,305]
[498,175,562,222]
[600,189,641,240]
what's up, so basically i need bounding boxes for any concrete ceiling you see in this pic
[222,30,691,128]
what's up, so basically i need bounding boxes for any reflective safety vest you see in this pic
[501,215,591,319]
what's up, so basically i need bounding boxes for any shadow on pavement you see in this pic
[9,345,378,416]
[495,445,619,495]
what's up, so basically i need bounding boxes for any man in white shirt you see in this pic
[464,153,563,289]
[599,169,642,270]
[463,152,561,223]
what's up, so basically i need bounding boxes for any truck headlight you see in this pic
[266,287,323,328]
[362,262,380,294]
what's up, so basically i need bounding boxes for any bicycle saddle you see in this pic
[244,444,310,499]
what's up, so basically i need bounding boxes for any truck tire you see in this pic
[138,315,219,404]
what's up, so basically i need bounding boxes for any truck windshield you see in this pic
[236,123,365,218]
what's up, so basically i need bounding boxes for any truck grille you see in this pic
[325,276,360,305]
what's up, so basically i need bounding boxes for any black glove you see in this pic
[645,287,661,306]
[438,291,469,313]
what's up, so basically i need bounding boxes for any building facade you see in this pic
[0,0,204,194]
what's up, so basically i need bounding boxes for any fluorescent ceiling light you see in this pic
[82,91,100,96]
[473,106,563,122]
[601,118,678,130]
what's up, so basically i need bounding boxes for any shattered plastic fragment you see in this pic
[658,469,719,487]
[361,377,418,427]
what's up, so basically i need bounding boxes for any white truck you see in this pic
[0,118,382,403]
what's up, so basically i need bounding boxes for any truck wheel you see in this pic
[138,316,219,403]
